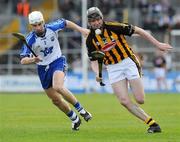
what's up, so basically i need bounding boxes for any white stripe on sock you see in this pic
[72,116,79,123]
[79,109,86,114]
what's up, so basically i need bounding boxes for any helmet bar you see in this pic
[88,13,102,21]
[87,7,103,21]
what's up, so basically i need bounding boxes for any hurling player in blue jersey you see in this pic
[20,11,92,131]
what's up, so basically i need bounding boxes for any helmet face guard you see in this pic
[88,13,102,22]
[87,7,103,30]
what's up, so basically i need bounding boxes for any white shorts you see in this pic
[154,68,166,78]
[106,57,140,84]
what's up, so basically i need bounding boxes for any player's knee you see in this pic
[136,98,144,104]
[120,98,131,107]
[135,96,144,104]
[53,85,63,93]
[52,98,62,106]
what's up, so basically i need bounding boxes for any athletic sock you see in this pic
[67,110,78,122]
[74,102,86,114]
[145,117,157,126]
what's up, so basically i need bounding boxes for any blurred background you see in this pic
[0,0,180,93]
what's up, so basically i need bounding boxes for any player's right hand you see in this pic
[96,76,102,82]
[157,42,173,51]
[33,56,42,63]
[81,28,90,38]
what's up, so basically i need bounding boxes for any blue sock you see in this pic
[67,110,77,121]
[74,102,86,114]
[67,110,73,117]
[74,102,83,112]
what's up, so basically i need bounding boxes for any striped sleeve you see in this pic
[106,22,135,36]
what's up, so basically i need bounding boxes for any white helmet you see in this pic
[28,11,44,25]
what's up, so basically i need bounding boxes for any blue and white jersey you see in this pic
[20,18,66,65]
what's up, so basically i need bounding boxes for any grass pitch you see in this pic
[0,93,180,142]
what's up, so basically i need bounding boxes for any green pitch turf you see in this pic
[0,93,180,142]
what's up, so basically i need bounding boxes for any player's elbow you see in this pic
[134,26,144,35]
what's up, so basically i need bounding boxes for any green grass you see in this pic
[0,93,180,142]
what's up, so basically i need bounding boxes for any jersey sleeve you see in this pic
[20,45,31,58]
[20,32,36,58]
[46,18,67,32]
[106,22,135,36]
[86,35,98,61]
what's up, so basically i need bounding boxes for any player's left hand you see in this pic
[157,43,173,51]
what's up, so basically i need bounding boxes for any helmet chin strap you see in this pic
[92,25,102,30]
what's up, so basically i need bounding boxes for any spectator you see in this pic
[172,14,180,29]
[58,0,75,19]
[16,0,31,34]
[71,55,82,73]
[153,50,168,91]
[138,0,149,15]
[164,52,172,72]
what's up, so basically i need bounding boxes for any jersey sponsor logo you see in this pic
[40,46,53,57]
[101,41,116,52]
[51,36,55,41]
[96,36,117,52]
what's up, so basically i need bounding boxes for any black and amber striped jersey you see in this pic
[86,21,136,65]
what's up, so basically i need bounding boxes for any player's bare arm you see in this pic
[90,61,99,75]
[90,61,102,82]
[66,20,90,37]
[134,26,173,51]
[20,56,42,65]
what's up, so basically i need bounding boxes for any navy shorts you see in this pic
[37,56,67,89]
